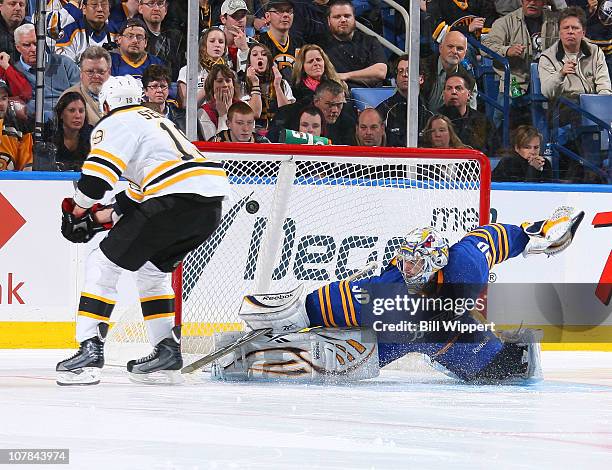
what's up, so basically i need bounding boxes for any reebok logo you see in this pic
[262,293,292,301]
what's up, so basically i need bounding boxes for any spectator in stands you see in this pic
[164,0,225,32]
[355,107,385,147]
[566,0,612,80]
[422,30,477,113]
[54,0,120,63]
[62,46,111,126]
[111,19,164,79]
[483,0,560,97]
[42,91,93,172]
[137,0,185,80]
[0,50,30,103]
[210,100,271,142]
[142,64,186,131]
[0,0,27,63]
[377,54,433,148]
[14,23,80,122]
[220,0,253,74]
[199,63,242,140]
[0,77,31,170]
[258,0,303,81]
[495,0,522,15]
[244,43,295,132]
[439,71,498,156]
[319,0,387,88]
[492,124,553,181]
[539,6,612,104]
[291,44,346,105]
[297,105,325,137]
[312,78,355,145]
[177,27,227,108]
[428,0,497,43]
[421,114,469,149]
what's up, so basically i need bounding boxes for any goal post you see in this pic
[106,143,491,365]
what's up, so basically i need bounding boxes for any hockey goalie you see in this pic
[207,206,584,384]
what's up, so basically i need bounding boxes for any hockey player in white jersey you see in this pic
[56,75,231,386]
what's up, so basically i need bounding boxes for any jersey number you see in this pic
[477,241,493,266]
[159,122,202,161]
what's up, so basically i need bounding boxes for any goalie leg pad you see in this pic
[211,328,380,383]
[522,206,584,257]
[238,285,310,332]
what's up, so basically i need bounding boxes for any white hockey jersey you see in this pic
[81,105,231,204]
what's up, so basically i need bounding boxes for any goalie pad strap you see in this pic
[211,328,380,383]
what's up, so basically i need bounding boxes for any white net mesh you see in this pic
[106,149,489,366]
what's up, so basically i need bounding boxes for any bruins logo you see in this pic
[92,129,104,145]
[0,153,15,171]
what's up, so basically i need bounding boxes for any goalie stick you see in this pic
[180,262,379,374]
[181,328,273,374]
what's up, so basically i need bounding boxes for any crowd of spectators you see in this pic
[0,0,610,184]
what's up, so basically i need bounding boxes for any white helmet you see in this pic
[396,227,449,293]
[98,75,143,113]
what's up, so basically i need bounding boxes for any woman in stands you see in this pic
[421,114,469,149]
[177,27,227,108]
[244,43,295,134]
[493,125,553,183]
[199,63,244,141]
[43,92,92,171]
[291,44,347,104]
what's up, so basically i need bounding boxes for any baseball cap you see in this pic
[221,0,249,16]
[265,0,295,11]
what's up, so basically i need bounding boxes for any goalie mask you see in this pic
[98,75,143,113]
[396,227,449,293]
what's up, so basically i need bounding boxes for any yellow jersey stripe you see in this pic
[141,157,208,188]
[81,292,116,305]
[325,284,338,327]
[493,224,510,262]
[140,294,175,303]
[476,229,497,267]
[90,149,127,172]
[144,312,175,321]
[318,287,330,327]
[127,187,144,201]
[345,281,358,327]
[338,281,352,327]
[78,311,110,322]
[82,162,119,185]
[489,224,505,264]
[143,168,227,196]
[433,22,447,40]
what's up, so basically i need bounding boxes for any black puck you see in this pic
[246,200,260,214]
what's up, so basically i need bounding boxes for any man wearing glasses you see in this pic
[258,0,303,81]
[110,18,164,79]
[62,45,112,125]
[54,0,121,63]
[137,0,185,81]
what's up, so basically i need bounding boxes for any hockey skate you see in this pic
[127,326,184,384]
[56,323,108,386]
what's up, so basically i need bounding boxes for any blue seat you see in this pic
[477,57,499,121]
[579,94,612,149]
[351,87,396,111]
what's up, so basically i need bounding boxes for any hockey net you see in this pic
[105,144,490,366]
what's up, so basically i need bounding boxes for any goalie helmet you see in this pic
[98,75,143,113]
[396,227,449,293]
[599,1,612,26]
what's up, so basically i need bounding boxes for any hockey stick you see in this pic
[346,261,378,281]
[181,328,273,374]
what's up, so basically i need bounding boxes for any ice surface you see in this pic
[0,350,611,470]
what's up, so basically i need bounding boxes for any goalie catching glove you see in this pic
[522,206,584,257]
[61,198,113,243]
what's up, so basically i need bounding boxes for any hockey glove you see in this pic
[61,198,113,243]
[522,206,584,257]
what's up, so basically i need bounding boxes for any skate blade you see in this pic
[56,367,101,386]
[128,370,184,385]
